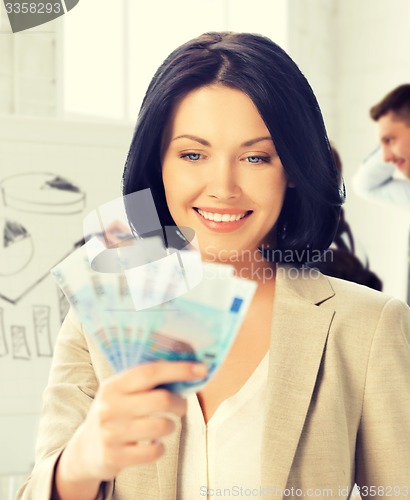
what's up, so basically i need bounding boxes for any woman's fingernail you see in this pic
[192,363,208,376]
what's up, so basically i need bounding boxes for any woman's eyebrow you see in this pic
[172,134,210,146]
[241,136,273,147]
[171,135,273,147]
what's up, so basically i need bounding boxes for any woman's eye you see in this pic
[245,155,270,164]
[180,153,202,161]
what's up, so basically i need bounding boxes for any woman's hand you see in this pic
[54,361,207,498]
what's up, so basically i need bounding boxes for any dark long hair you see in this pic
[122,32,344,263]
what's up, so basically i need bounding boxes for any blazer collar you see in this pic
[142,266,336,499]
[274,264,335,305]
[260,265,336,494]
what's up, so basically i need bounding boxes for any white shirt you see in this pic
[177,353,269,499]
[352,146,410,209]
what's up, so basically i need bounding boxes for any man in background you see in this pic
[353,84,410,209]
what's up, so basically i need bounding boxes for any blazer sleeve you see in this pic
[355,297,410,497]
[16,309,114,500]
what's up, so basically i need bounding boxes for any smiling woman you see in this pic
[17,32,410,500]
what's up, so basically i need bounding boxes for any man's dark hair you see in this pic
[122,32,344,264]
[370,84,410,123]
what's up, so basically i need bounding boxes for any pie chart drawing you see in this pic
[0,218,34,276]
[1,172,86,214]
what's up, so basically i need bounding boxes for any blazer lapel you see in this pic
[261,266,336,495]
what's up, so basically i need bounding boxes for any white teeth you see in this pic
[196,209,247,222]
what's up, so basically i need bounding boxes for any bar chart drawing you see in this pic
[33,305,53,357]
[11,326,31,360]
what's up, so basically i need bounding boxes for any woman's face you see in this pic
[161,84,290,262]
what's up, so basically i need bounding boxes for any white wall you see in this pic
[288,0,337,138]
[0,7,57,116]
[61,0,288,122]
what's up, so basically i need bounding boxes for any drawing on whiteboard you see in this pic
[0,308,7,357]
[33,305,53,357]
[1,172,86,214]
[0,116,135,477]
[0,172,86,304]
[0,218,34,276]
[11,326,31,360]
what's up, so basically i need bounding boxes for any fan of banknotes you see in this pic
[51,234,257,393]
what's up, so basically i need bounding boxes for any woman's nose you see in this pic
[206,160,241,200]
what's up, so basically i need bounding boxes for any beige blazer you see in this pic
[17,266,410,500]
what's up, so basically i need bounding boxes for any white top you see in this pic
[177,353,269,499]
[352,147,410,210]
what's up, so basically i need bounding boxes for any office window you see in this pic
[60,0,288,121]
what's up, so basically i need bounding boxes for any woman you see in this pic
[18,32,410,500]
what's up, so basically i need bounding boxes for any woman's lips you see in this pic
[193,207,252,232]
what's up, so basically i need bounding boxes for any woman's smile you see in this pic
[193,207,253,232]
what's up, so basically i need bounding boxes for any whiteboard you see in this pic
[0,116,133,474]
